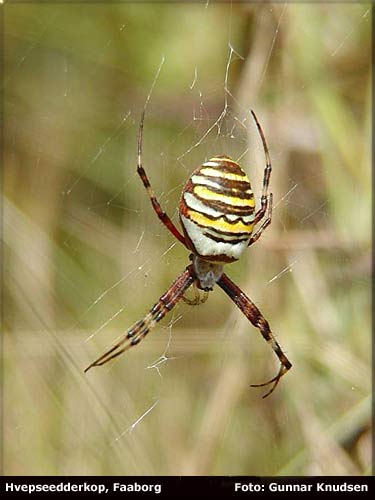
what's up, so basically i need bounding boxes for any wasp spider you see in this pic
[85,109,292,398]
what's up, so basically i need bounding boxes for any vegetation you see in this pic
[4,3,371,475]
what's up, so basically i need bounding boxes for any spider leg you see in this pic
[137,110,187,247]
[249,363,288,399]
[217,272,292,398]
[85,265,195,372]
[248,193,273,247]
[250,110,272,227]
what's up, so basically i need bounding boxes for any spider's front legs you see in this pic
[217,272,292,398]
[85,265,195,372]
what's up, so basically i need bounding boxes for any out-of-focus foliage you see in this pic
[3,3,371,475]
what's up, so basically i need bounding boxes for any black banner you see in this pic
[0,476,373,498]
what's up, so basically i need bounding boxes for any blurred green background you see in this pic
[3,2,371,475]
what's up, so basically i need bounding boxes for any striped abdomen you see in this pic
[179,156,255,263]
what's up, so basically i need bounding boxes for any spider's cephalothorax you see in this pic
[180,156,255,263]
[85,109,292,398]
[190,254,223,291]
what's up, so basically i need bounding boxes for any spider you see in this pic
[85,108,292,398]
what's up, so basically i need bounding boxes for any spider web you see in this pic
[79,9,283,439]
[77,2,369,441]
[4,1,371,476]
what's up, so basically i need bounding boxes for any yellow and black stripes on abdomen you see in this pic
[179,156,256,260]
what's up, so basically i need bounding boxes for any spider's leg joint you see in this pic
[131,336,143,346]
[217,273,292,399]
[84,266,194,373]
